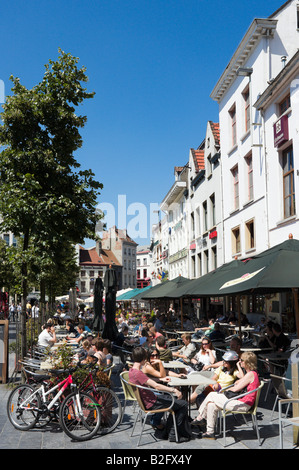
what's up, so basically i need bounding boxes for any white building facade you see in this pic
[153,0,299,287]
[210,0,299,262]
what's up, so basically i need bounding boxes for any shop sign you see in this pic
[274,114,289,148]
[209,230,217,239]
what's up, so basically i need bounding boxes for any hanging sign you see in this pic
[273,114,289,147]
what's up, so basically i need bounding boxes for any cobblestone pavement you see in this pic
[1,324,298,453]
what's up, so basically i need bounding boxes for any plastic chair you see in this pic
[269,373,292,421]
[278,398,299,448]
[219,381,264,447]
[119,371,138,422]
[104,363,115,379]
[120,373,178,446]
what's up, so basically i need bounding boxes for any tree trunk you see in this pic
[20,230,29,359]
[40,278,46,332]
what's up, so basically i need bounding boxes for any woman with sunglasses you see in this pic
[142,348,186,383]
[190,351,260,440]
[129,347,192,443]
[189,350,240,407]
[189,337,216,372]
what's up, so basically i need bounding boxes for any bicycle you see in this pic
[7,366,101,441]
[78,363,122,435]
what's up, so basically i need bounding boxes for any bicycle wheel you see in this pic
[7,384,41,431]
[95,387,122,435]
[59,391,101,441]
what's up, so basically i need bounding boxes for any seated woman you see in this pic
[100,338,113,367]
[190,350,242,407]
[191,351,260,440]
[90,338,108,367]
[142,348,186,383]
[128,347,192,443]
[188,337,216,372]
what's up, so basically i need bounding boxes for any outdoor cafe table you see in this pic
[259,351,291,374]
[175,331,197,335]
[241,347,273,353]
[259,351,291,362]
[167,373,217,416]
[162,360,188,370]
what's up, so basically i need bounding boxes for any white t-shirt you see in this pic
[194,349,216,366]
[38,329,54,347]
[32,306,39,317]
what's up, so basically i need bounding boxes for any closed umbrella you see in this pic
[92,276,104,334]
[102,266,119,341]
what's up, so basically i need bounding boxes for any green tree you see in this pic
[0,49,103,357]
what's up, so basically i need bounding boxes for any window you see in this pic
[204,249,209,274]
[229,103,237,146]
[191,255,196,278]
[231,166,239,210]
[245,154,254,201]
[282,146,295,218]
[242,86,250,132]
[81,270,86,278]
[89,270,94,277]
[81,281,86,293]
[191,211,195,239]
[232,226,241,255]
[207,154,212,177]
[202,201,208,232]
[279,94,290,116]
[210,194,216,226]
[245,219,255,251]
[212,246,217,270]
[197,253,202,277]
[196,207,200,238]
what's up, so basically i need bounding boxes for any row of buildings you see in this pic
[151,0,299,290]
[2,1,299,324]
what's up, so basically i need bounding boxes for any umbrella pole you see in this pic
[237,296,242,344]
[291,288,299,445]
[180,297,183,329]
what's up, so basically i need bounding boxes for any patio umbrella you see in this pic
[92,276,104,334]
[141,276,190,299]
[131,285,152,300]
[102,266,119,341]
[163,259,244,298]
[211,238,299,296]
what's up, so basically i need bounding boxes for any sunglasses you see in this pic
[151,354,159,357]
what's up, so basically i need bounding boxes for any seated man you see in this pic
[129,346,191,443]
[156,335,173,362]
[207,322,225,341]
[66,323,89,344]
[38,322,57,348]
[172,333,196,363]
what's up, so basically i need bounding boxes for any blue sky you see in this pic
[0,0,285,247]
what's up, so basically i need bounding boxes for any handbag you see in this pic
[224,387,247,399]
[192,362,204,372]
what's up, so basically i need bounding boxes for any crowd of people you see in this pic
[34,302,293,444]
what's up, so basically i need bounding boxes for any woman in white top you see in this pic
[188,337,216,373]
[187,336,216,377]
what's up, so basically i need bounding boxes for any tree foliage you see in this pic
[0,49,103,357]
